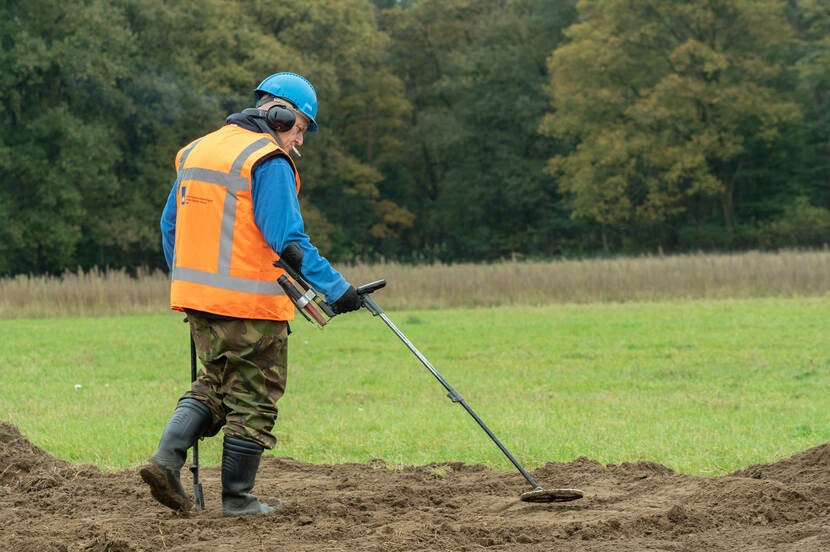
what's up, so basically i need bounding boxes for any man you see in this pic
[140,72,362,516]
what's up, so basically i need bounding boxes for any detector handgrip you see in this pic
[356,280,386,295]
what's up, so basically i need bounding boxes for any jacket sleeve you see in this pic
[160,181,178,272]
[251,156,351,302]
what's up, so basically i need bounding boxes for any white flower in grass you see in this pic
[74,384,82,391]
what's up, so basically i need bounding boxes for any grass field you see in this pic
[2,295,828,476]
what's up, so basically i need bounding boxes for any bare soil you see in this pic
[2,421,828,551]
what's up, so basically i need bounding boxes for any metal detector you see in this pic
[357,281,583,503]
[275,256,583,503]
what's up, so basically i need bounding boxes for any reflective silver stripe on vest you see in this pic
[217,184,237,274]
[216,138,272,273]
[174,135,283,295]
[232,138,273,174]
[178,139,202,171]
[177,168,248,192]
[172,267,283,295]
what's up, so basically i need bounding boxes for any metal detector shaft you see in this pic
[188,333,205,511]
[360,294,540,490]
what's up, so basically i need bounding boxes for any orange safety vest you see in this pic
[169,124,300,320]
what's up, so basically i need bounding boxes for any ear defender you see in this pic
[264,104,295,132]
[241,104,295,132]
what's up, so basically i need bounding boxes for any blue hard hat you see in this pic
[255,72,319,132]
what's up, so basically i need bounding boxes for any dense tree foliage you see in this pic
[541,0,830,251]
[0,0,827,275]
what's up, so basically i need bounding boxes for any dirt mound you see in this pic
[2,422,828,551]
[732,443,830,485]
[0,422,102,493]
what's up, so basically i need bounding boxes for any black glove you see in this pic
[331,285,361,314]
[280,241,304,273]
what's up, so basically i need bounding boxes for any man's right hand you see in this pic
[331,285,362,314]
[280,241,304,273]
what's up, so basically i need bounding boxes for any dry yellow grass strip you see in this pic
[1,250,828,318]
[340,249,830,309]
[0,267,170,319]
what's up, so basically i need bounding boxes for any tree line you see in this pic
[1,0,828,276]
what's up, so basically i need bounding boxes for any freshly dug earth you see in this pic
[2,422,828,551]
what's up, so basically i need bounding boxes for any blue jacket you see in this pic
[160,116,350,303]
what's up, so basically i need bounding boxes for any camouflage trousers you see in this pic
[182,313,288,449]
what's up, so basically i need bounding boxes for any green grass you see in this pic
[1,296,828,475]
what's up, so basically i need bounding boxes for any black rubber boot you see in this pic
[139,398,211,513]
[221,435,279,516]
